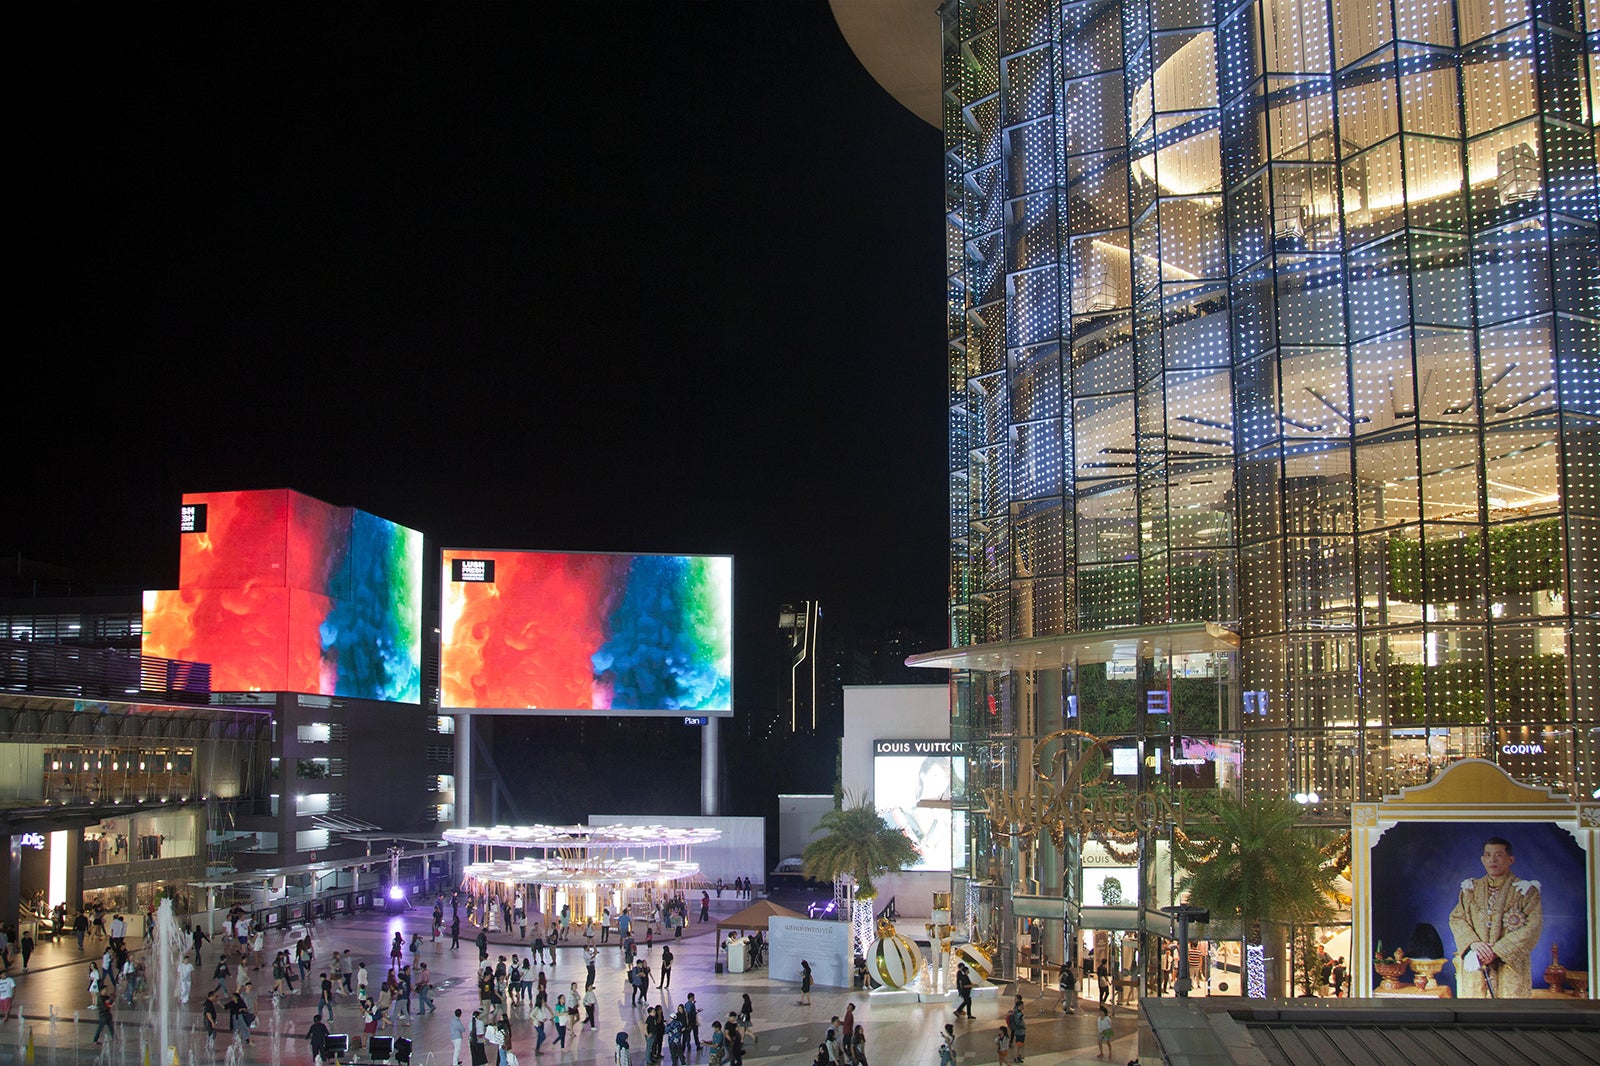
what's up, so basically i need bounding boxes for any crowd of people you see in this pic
[14,884,1136,1063]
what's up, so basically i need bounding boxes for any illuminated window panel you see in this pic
[1419,426,1485,523]
[1483,418,1563,519]
[1550,218,1599,319]
[1009,419,1066,499]
[1355,435,1422,530]
[1286,537,1357,629]
[1409,233,1473,328]
[1421,524,1489,622]
[1397,48,1460,137]
[1274,256,1348,345]
[1466,128,1544,232]
[1331,0,1395,68]
[1009,342,1062,422]
[1005,192,1061,273]
[1479,318,1558,422]
[1239,447,1285,542]
[1489,624,1569,723]
[1285,633,1358,723]
[1002,46,1055,124]
[1283,443,1355,532]
[1348,234,1416,341]
[1562,414,1600,514]
[1358,528,1425,628]
[1278,346,1352,438]
[1485,518,1567,619]
[1262,0,1330,72]
[1241,540,1288,633]
[1005,117,1058,197]
[1472,224,1554,326]
[1076,482,1139,563]
[1561,517,1600,616]
[1463,29,1538,138]
[1458,0,1532,49]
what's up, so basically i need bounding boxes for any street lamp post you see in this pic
[1161,904,1210,998]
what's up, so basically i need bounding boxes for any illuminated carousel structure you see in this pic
[444,824,720,927]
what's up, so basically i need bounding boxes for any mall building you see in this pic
[835,0,1599,989]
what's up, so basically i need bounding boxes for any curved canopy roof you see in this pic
[443,824,721,851]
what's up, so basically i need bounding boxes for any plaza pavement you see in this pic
[0,900,1148,1066]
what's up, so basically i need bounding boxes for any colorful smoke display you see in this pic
[142,490,423,701]
[440,549,732,714]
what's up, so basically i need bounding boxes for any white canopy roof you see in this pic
[443,823,721,850]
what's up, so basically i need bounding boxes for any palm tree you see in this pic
[1175,791,1338,997]
[801,798,920,899]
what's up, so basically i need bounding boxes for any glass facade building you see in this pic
[926,0,1598,986]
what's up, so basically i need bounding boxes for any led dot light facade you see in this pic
[914,0,1597,989]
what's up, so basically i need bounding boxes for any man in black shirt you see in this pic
[306,1014,330,1062]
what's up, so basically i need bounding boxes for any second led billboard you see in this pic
[440,549,732,716]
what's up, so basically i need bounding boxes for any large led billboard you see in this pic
[142,490,424,702]
[440,549,732,716]
[873,739,965,872]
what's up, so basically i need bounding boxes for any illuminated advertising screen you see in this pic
[142,490,424,701]
[439,549,732,716]
[873,739,964,872]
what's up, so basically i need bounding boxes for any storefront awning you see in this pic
[905,622,1239,673]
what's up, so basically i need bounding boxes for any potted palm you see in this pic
[1176,792,1339,997]
[802,797,920,960]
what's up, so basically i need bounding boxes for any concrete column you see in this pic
[455,713,472,828]
[455,714,472,874]
[701,717,719,816]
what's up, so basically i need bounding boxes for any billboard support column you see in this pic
[455,714,473,873]
[702,717,719,817]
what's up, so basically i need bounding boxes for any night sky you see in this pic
[12,5,947,819]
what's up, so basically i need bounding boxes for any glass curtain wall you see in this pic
[942,0,1597,987]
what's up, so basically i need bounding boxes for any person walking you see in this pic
[452,1008,467,1066]
[954,963,974,1018]
[584,984,598,1030]
[553,994,570,1049]
[532,996,551,1055]
[452,913,462,951]
[658,944,673,989]
[993,1025,1012,1065]
[851,1025,867,1066]
[18,932,33,972]
[613,1031,633,1066]
[738,994,756,1043]
[306,1014,330,1064]
[798,959,813,1005]
[92,990,115,1045]
[1007,996,1027,1062]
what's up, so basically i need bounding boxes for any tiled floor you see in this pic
[0,904,1148,1065]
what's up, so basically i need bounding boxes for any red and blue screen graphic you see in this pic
[142,490,423,701]
[440,549,732,715]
